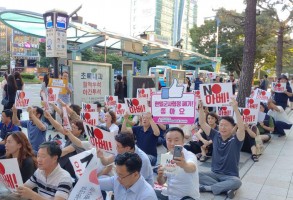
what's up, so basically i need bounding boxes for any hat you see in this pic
[279,74,288,80]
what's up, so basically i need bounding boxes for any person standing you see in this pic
[194,77,203,91]
[185,77,191,92]
[14,71,24,90]
[40,74,49,99]
[123,75,127,99]
[259,74,269,91]
[115,74,124,103]
[3,75,17,110]
[227,74,237,95]
[58,71,73,105]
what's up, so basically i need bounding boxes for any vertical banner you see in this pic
[48,78,68,95]
[83,123,117,155]
[0,158,23,193]
[47,87,60,103]
[80,112,100,126]
[62,106,72,130]
[200,83,232,107]
[15,91,30,109]
[124,98,150,115]
[81,102,98,112]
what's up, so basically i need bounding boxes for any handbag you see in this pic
[1,85,9,107]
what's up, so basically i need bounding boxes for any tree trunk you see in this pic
[276,25,284,78]
[237,0,257,107]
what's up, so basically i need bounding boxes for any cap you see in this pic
[279,74,288,80]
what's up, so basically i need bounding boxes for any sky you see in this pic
[0,0,245,35]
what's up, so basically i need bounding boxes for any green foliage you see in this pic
[253,79,260,86]
[37,42,52,68]
[20,73,35,79]
[0,52,10,66]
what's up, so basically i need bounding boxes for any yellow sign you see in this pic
[48,78,68,94]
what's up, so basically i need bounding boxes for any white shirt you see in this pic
[162,148,200,200]
[268,106,292,124]
[101,123,119,135]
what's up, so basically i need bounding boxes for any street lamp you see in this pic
[204,16,220,57]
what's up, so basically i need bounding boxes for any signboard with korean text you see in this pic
[137,88,156,101]
[69,61,111,106]
[160,153,178,175]
[83,123,117,155]
[48,78,68,94]
[0,158,23,193]
[234,108,258,124]
[124,98,150,115]
[271,82,286,93]
[200,83,232,107]
[104,95,118,110]
[251,88,271,102]
[80,112,100,126]
[216,106,234,117]
[81,102,98,112]
[245,98,260,110]
[15,91,30,109]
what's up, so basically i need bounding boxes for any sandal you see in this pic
[200,155,209,162]
[251,154,259,162]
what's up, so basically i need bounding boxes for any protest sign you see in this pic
[235,108,258,124]
[47,87,60,103]
[48,78,68,94]
[69,150,104,200]
[251,88,271,102]
[258,112,266,123]
[245,98,260,110]
[0,158,23,193]
[207,72,217,79]
[80,112,100,126]
[137,88,155,101]
[125,98,150,115]
[200,83,232,106]
[62,106,72,130]
[83,123,117,155]
[271,82,286,93]
[81,102,98,112]
[192,90,201,99]
[116,103,126,117]
[160,153,178,175]
[151,93,196,124]
[104,95,118,110]
[40,91,50,111]
[216,106,234,117]
[15,91,29,109]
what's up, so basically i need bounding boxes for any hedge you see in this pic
[20,73,35,79]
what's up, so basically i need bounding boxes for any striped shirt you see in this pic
[25,164,72,199]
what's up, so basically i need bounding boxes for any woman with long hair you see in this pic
[185,77,191,92]
[101,111,119,134]
[4,131,37,182]
[40,74,49,98]
[3,74,17,110]
[14,71,24,90]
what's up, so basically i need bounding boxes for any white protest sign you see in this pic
[69,150,104,200]
[116,103,126,117]
[81,102,98,112]
[124,98,150,115]
[271,82,286,93]
[40,91,50,111]
[15,91,30,109]
[200,83,232,106]
[258,112,266,123]
[192,90,201,99]
[47,87,60,103]
[137,88,156,101]
[245,98,260,110]
[80,112,100,126]
[207,72,217,79]
[0,158,23,193]
[216,106,234,117]
[62,106,72,130]
[252,88,271,102]
[104,95,118,110]
[160,153,178,175]
[83,123,117,155]
[234,108,258,124]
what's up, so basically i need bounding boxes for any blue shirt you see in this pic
[99,175,157,200]
[58,83,73,104]
[132,126,158,157]
[20,120,48,153]
[134,146,154,186]
[0,122,19,153]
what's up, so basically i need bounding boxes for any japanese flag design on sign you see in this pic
[15,91,30,109]
[207,72,217,79]
[40,91,50,111]
[245,98,260,110]
[104,95,118,109]
[116,103,126,117]
[83,123,117,155]
[124,98,150,115]
[160,153,178,175]
[80,112,100,126]
[192,90,201,99]
[62,106,72,130]
[0,158,23,193]
[253,88,271,102]
[271,82,286,93]
[151,93,196,124]
[200,83,232,106]
[47,87,60,103]
[81,102,98,112]
[234,108,258,124]
[216,106,234,117]
[137,88,156,101]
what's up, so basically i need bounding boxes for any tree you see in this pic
[0,52,10,67]
[237,0,257,107]
[37,42,52,68]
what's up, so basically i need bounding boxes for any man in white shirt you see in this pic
[156,127,200,200]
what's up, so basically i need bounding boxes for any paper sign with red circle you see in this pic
[104,95,118,109]
[207,72,217,79]
[116,103,126,117]
[15,91,30,109]
[62,106,72,130]
[83,122,117,155]
[124,98,150,115]
[47,87,60,103]
[200,83,233,107]
[251,88,271,102]
[137,88,156,101]
[80,112,100,126]
[216,106,234,117]
[271,82,286,93]
[160,153,178,175]
[234,108,258,124]
[245,98,260,110]
[81,102,98,112]
[0,158,23,193]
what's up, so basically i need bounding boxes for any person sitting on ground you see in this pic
[4,131,37,182]
[12,105,48,154]
[257,102,274,142]
[0,109,20,156]
[156,127,200,200]
[198,98,244,199]
[121,112,160,166]
[240,124,259,162]
[99,152,158,199]
[100,110,119,134]
[267,99,292,137]
[97,132,154,186]
[17,141,73,200]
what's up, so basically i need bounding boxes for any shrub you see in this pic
[20,73,35,79]
[253,79,260,86]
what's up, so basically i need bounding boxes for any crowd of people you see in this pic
[0,71,292,200]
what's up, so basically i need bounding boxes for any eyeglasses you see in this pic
[117,172,135,181]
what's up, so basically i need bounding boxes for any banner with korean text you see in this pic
[124,98,150,115]
[137,88,156,101]
[271,82,286,93]
[15,91,30,109]
[250,88,271,102]
[200,83,232,107]
[48,78,68,95]
[234,108,258,124]
[80,112,100,126]
[216,106,234,117]
[81,102,98,112]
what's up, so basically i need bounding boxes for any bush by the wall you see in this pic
[20,73,35,79]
